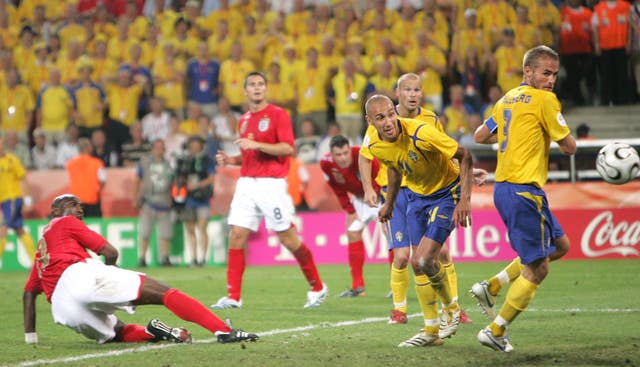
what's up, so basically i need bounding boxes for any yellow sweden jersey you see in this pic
[361,107,443,188]
[363,117,459,196]
[0,153,26,202]
[486,85,571,188]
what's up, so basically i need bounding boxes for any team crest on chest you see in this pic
[408,150,419,162]
[258,117,270,132]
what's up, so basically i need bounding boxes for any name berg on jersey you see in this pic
[502,93,532,104]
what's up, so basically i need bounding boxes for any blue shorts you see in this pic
[407,179,460,246]
[1,198,24,229]
[381,187,411,249]
[494,182,564,265]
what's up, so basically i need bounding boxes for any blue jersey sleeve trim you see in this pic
[485,116,498,133]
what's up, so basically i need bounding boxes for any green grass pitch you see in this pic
[1,260,639,367]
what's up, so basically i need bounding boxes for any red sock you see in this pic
[114,324,154,343]
[227,248,245,301]
[163,289,230,333]
[293,243,323,291]
[348,240,365,289]
[388,249,395,267]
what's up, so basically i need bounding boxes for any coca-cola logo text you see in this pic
[581,211,640,257]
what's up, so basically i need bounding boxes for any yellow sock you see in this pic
[19,233,36,261]
[390,265,410,312]
[488,257,523,296]
[414,274,439,335]
[442,261,458,302]
[429,264,455,307]
[0,237,6,259]
[490,275,538,337]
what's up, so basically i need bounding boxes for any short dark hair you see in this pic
[576,123,590,138]
[523,45,559,69]
[329,135,350,150]
[244,71,267,88]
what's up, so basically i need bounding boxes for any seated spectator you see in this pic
[164,114,188,168]
[316,121,351,162]
[576,123,595,140]
[198,115,220,159]
[141,96,171,142]
[121,121,152,167]
[56,122,80,168]
[179,102,202,136]
[211,97,240,156]
[441,84,476,142]
[295,118,321,164]
[481,85,504,121]
[4,130,31,169]
[31,128,57,170]
[91,129,119,167]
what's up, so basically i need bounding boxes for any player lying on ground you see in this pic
[23,194,258,345]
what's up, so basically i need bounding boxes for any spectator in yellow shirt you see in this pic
[13,26,37,80]
[26,41,50,96]
[329,58,375,143]
[71,56,106,138]
[476,0,517,49]
[152,41,186,120]
[35,67,76,145]
[106,66,145,153]
[179,102,203,136]
[490,28,526,94]
[219,42,255,112]
[0,68,34,142]
[295,47,330,136]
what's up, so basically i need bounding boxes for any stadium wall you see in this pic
[1,168,638,271]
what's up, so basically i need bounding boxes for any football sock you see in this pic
[348,240,365,289]
[115,324,154,343]
[414,274,439,335]
[227,248,245,301]
[163,288,230,333]
[390,264,409,312]
[293,244,323,291]
[0,237,6,259]
[488,257,523,296]
[490,275,538,337]
[442,261,459,303]
[429,264,456,308]
[19,233,36,260]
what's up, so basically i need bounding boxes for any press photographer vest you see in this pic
[187,155,214,201]
[140,156,173,209]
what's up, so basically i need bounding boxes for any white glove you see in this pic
[25,332,38,344]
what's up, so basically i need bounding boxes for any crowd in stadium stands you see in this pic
[1,0,639,170]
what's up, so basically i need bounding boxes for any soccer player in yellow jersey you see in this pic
[0,137,36,263]
[362,94,474,348]
[471,45,576,352]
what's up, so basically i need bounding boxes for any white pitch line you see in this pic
[7,308,640,367]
